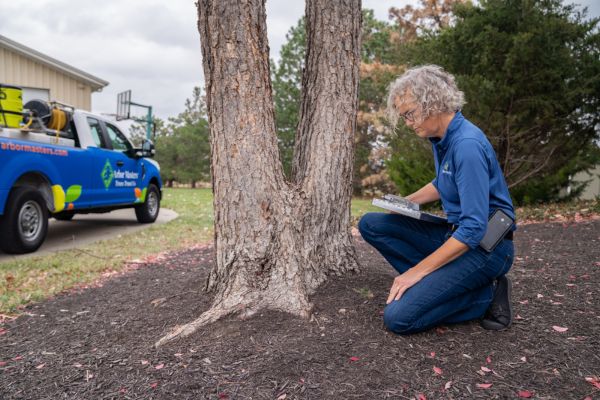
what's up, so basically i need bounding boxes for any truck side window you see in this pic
[105,123,131,152]
[87,117,104,148]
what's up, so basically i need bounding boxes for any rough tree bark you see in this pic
[156,0,361,347]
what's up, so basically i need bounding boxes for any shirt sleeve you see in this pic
[451,139,490,249]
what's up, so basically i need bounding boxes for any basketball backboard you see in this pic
[116,90,131,121]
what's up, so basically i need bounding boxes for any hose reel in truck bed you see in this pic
[23,99,74,133]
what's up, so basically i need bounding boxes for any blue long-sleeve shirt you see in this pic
[430,112,515,249]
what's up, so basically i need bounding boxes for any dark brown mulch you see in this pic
[1,221,599,399]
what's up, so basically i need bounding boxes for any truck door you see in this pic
[87,117,142,207]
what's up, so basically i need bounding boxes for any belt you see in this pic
[449,225,513,241]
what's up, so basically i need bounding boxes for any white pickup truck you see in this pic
[0,100,163,254]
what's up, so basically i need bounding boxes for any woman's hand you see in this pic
[387,269,425,304]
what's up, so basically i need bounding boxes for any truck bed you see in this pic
[0,127,76,148]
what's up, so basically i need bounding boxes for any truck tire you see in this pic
[0,187,49,254]
[135,184,160,223]
[54,211,75,221]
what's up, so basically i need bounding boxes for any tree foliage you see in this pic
[402,0,600,203]
[271,18,305,178]
[133,87,211,186]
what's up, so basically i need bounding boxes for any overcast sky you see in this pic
[1,0,598,123]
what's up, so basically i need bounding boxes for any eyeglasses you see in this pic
[399,107,418,123]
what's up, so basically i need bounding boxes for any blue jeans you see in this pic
[358,212,514,334]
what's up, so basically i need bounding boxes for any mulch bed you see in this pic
[1,220,599,399]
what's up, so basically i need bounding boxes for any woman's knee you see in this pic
[383,301,419,335]
[358,212,380,239]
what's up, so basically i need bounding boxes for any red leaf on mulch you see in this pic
[155,363,165,370]
[0,328,7,336]
[435,327,448,334]
[119,388,127,394]
[430,352,436,358]
[35,363,45,369]
[552,326,568,332]
[585,376,600,389]
[486,356,492,364]
[150,382,158,389]
[518,390,534,398]
[0,361,6,366]
[141,360,149,365]
[12,356,22,361]
[481,366,492,373]
[476,383,493,389]
[349,356,360,362]
[417,394,426,400]
[433,366,443,375]
[218,393,229,399]
[444,381,453,390]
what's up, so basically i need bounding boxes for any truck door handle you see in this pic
[116,161,124,167]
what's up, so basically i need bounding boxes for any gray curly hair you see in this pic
[387,65,465,126]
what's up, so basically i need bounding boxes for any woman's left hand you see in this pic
[387,268,424,304]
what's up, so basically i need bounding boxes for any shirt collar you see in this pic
[428,111,464,151]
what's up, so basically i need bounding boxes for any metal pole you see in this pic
[146,106,153,140]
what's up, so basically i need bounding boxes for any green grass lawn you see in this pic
[0,187,597,315]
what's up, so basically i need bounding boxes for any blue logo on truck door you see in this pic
[101,159,114,189]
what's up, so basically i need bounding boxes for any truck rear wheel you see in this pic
[0,187,49,254]
[135,184,160,223]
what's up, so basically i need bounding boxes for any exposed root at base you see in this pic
[154,306,233,347]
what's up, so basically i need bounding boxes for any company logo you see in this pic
[101,159,114,189]
[442,162,452,175]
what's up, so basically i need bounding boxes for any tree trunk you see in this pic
[157,0,361,347]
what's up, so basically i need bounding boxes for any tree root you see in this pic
[154,305,233,347]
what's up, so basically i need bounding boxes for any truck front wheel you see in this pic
[135,184,160,223]
[0,187,49,254]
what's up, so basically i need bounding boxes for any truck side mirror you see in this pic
[142,139,155,157]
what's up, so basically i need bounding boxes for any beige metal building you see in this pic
[0,35,108,111]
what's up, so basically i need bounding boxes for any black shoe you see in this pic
[481,275,513,331]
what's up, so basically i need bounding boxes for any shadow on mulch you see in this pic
[1,221,599,399]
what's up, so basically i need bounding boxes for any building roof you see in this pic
[0,34,109,92]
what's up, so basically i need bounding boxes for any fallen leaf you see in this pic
[481,366,492,373]
[150,382,158,389]
[155,363,165,370]
[417,394,426,400]
[552,326,568,332]
[218,393,229,399]
[518,300,529,305]
[0,328,7,336]
[35,363,45,369]
[518,390,533,398]
[486,356,492,364]
[0,361,7,367]
[585,376,600,389]
[430,352,436,358]
[515,314,524,320]
[537,294,544,298]
[277,394,287,400]
[12,356,22,361]
[119,388,127,394]
[349,356,360,362]
[477,383,493,389]
[520,356,527,362]
[141,360,149,365]
[174,353,183,357]
[433,366,443,375]
[444,381,452,390]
